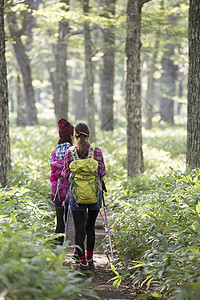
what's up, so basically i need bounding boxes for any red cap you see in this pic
[58,118,74,137]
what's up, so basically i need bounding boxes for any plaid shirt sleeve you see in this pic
[61,148,73,180]
[61,145,106,180]
[93,147,106,179]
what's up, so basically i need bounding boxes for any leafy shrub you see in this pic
[0,225,94,300]
[110,169,200,299]
[0,125,98,299]
[1,120,194,299]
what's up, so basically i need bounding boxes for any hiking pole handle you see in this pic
[102,180,107,193]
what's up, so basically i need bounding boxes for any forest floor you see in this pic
[65,208,138,300]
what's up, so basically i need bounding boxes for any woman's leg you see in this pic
[72,210,87,261]
[86,210,99,260]
[55,206,65,245]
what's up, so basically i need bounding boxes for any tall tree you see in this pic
[186,0,200,169]
[125,0,151,177]
[159,2,178,125]
[0,0,11,187]
[7,1,38,125]
[55,0,69,120]
[26,0,42,48]
[83,0,95,142]
[100,0,116,131]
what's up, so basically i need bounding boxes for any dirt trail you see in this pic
[66,208,137,300]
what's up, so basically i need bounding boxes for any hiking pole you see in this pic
[63,186,71,243]
[102,181,114,264]
[99,209,106,224]
[64,204,70,243]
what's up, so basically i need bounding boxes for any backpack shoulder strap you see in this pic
[70,146,79,161]
[88,147,94,158]
[51,149,57,161]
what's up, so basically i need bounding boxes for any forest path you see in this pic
[65,208,137,300]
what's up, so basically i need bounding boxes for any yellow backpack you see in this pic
[69,146,100,204]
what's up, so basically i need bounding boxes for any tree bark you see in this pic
[0,0,11,187]
[83,0,95,142]
[55,0,69,120]
[186,0,200,169]
[7,8,38,126]
[125,0,144,177]
[100,0,116,131]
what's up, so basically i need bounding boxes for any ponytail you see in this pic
[75,123,90,159]
[78,135,88,158]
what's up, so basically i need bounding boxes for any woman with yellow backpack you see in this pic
[62,123,106,274]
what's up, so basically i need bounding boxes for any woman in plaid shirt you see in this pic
[62,123,106,273]
[49,118,74,245]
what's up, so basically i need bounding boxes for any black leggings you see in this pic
[55,204,68,234]
[72,210,99,257]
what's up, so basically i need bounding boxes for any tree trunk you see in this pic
[26,0,42,48]
[47,57,57,114]
[55,0,69,120]
[160,43,177,125]
[100,0,116,131]
[83,0,95,142]
[125,0,144,177]
[146,39,159,129]
[0,0,11,187]
[159,5,178,125]
[16,71,27,126]
[7,10,38,126]
[186,0,200,169]
[72,75,86,120]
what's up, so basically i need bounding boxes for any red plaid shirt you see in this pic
[62,143,106,180]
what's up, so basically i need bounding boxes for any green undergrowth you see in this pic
[1,121,198,299]
[109,169,200,299]
[0,125,98,300]
[103,126,199,299]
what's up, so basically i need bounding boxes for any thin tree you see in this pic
[83,0,95,142]
[100,0,116,131]
[13,0,41,126]
[0,0,11,187]
[16,71,27,126]
[125,0,151,177]
[7,1,38,125]
[186,0,200,169]
[159,42,178,125]
[55,0,69,120]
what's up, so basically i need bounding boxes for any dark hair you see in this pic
[57,135,73,145]
[75,123,90,159]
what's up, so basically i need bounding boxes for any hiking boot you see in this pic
[87,258,95,270]
[77,263,90,276]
